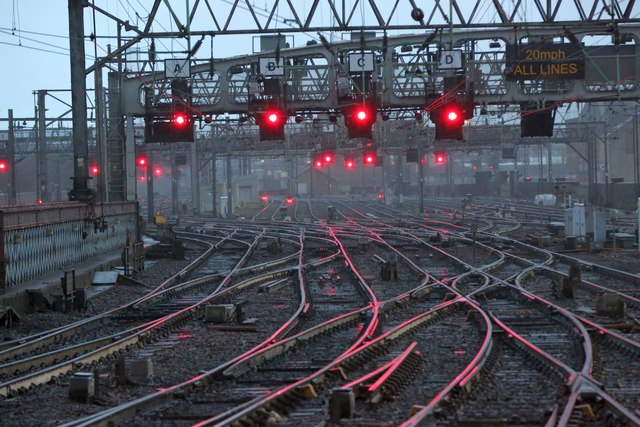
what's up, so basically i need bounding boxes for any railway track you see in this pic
[3,197,640,427]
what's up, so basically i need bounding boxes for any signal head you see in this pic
[173,112,189,127]
[363,152,377,165]
[323,152,334,164]
[345,158,355,169]
[446,110,459,122]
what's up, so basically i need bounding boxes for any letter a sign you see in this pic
[165,59,191,78]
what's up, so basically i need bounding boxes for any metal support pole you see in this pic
[418,138,424,213]
[7,110,16,205]
[68,0,91,201]
[547,141,553,184]
[171,146,178,215]
[124,114,136,201]
[146,150,155,223]
[310,156,314,198]
[37,90,48,203]
[210,139,217,217]
[190,135,201,215]
[634,108,639,199]
[395,152,402,206]
[226,152,232,217]
[94,65,107,203]
[604,124,609,207]
[447,154,453,196]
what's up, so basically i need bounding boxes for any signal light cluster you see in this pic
[312,151,380,169]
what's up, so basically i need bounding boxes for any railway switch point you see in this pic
[205,304,236,323]
[358,238,370,252]
[409,404,424,416]
[328,387,356,421]
[298,384,318,399]
[129,358,154,382]
[596,293,625,318]
[68,372,95,403]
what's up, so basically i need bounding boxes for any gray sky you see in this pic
[1,1,72,119]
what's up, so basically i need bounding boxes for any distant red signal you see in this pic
[0,160,8,172]
[137,156,147,167]
[313,156,323,168]
[153,166,163,176]
[363,152,377,165]
[285,196,294,205]
[434,152,446,165]
[345,158,355,169]
[90,165,99,175]
[378,193,384,200]
[323,152,334,165]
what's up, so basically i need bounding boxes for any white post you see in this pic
[637,197,640,250]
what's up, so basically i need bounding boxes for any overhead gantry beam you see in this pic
[89,0,640,36]
[121,25,640,117]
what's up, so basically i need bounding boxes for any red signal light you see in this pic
[90,165,99,175]
[345,158,355,169]
[435,153,446,165]
[314,157,323,168]
[446,109,459,122]
[262,109,283,126]
[363,152,377,165]
[431,101,465,140]
[346,105,376,139]
[378,193,384,200]
[153,166,163,176]
[323,152,334,165]
[173,112,189,127]
[356,108,368,121]
[267,112,279,124]
[0,160,8,172]
[137,157,147,167]
[285,196,294,205]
